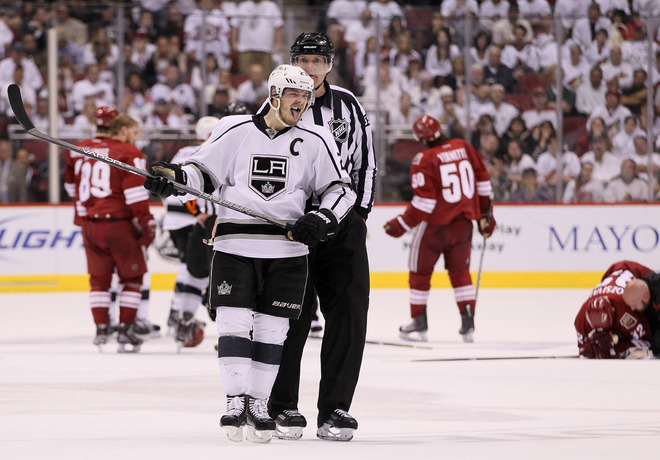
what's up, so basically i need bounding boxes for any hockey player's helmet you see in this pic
[95,106,120,128]
[290,32,334,74]
[195,116,220,140]
[413,115,443,143]
[223,102,249,116]
[268,65,315,126]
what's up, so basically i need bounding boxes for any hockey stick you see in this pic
[413,355,579,362]
[365,339,434,350]
[475,235,487,300]
[7,84,293,233]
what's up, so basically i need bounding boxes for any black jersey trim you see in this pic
[215,222,290,237]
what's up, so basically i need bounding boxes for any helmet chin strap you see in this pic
[269,98,295,128]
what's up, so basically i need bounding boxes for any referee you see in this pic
[266,32,377,442]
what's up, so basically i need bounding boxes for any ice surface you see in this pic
[1,288,658,459]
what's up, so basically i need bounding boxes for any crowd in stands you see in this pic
[0,0,659,204]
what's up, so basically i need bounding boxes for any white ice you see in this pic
[1,288,658,460]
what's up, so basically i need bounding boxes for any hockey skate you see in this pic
[245,396,276,443]
[93,323,110,352]
[116,323,143,353]
[459,305,475,343]
[272,409,307,440]
[220,395,247,442]
[399,310,428,342]
[309,320,323,338]
[133,318,161,339]
[166,308,179,336]
[175,312,205,351]
[317,409,358,442]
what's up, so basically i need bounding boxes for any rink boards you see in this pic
[1,203,659,292]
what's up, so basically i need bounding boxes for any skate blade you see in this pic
[316,424,354,442]
[399,330,428,342]
[222,425,244,443]
[308,331,323,339]
[461,330,474,343]
[245,425,273,443]
[274,425,303,440]
[117,343,141,353]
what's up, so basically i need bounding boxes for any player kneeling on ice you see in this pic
[575,260,658,359]
[143,65,356,443]
[384,115,496,343]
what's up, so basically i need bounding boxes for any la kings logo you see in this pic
[328,118,348,144]
[249,155,288,200]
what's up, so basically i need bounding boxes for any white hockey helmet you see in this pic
[268,64,315,126]
[195,116,220,140]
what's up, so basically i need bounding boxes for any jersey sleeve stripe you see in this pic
[411,196,436,214]
[124,186,150,205]
[477,180,493,196]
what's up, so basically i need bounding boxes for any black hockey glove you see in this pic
[143,162,187,198]
[291,209,338,247]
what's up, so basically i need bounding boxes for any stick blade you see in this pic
[7,83,34,131]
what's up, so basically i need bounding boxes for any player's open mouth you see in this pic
[290,107,302,120]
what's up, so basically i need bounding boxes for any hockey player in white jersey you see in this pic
[143,65,356,443]
[161,116,219,349]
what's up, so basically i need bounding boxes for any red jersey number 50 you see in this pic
[440,160,475,203]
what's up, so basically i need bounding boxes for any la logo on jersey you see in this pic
[249,155,288,200]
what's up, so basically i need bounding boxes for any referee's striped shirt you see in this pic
[260,81,378,218]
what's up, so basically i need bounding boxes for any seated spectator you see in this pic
[144,35,180,88]
[389,32,421,76]
[53,2,88,48]
[57,36,85,76]
[499,116,535,158]
[611,115,644,158]
[581,135,621,185]
[630,134,660,183]
[535,136,581,187]
[575,116,607,156]
[531,119,555,160]
[501,24,540,76]
[607,8,631,47]
[144,99,191,129]
[434,86,466,139]
[477,132,501,166]
[31,97,66,133]
[517,0,552,33]
[522,86,558,132]
[70,97,97,138]
[123,72,154,124]
[584,28,610,67]
[575,65,607,116]
[387,92,422,142]
[471,113,498,151]
[235,63,269,114]
[603,158,649,202]
[190,52,221,97]
[326,0,368,33]
[571,3,611,49]
[620,69,648,116]
[562,43,591,95]
[1,65,37,117]
[82,27,119,67]
[206,88,231,119]
[408,71,441,117]
[0,42,44,94]
[479,0,510,31]
[150,63,196,115]
[0,139,28,203]
[621,20,649,71]
[502,138,536,193]
[400,57,424,95]
[344,8,376,54]
[509,167,553,202]
[440,0,478,45]
[203,68,238,105]
[478,83,519,137]
[0,11,13,55]
[562,161,605,203]
[131,29,156,70]
[425,27,460,83]
[368,0,405,33]
[353,35,379,93]
[360,63,402,118]
[469,31,491,68]
[482,45,516,94]
[587,87,633,137]
[71,64,115,114]
[601,46,633,90]
[183,0,232,70]
[534,16,558,71]
[488,156,512,202]
[491,1,533,47]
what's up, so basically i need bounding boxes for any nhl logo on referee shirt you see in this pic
[328,118,348,143]
[249,155,288,200]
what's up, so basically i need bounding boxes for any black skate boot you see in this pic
[309,320,323,338]
[459,304,475,343]
[272,408,307,440]
[93,323,109,351]
[399,308,428,342]
[166,307,179,335]
[116,323,143,353]
[245,396,276,443]
[220,395,247,442]
[317,409,358,442]
[133,318,161,339]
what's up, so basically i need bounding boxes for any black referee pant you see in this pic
[269,209,370,427]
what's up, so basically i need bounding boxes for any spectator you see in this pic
[562,43,591,95]
[387,92,422,142]
[0,42,44,94]
[503,138,536,193]
[479,0,509,30]
[400,57,424,95]
[434,85,466,138]
[621,20,649,71]
[440,0,479,28]
[461,64,491,117]
[18,6,48,52]
[0,139,28,203]
[553,0,591,34]
[150,63,197,115]
[587,87,632,137]
[482,45,516,94]
[57,36,85,76]
[206,87,231,118]
[499,116,535,158]
[133,8,158,41]
[157,4,185,41]
[0,11,13,55]
[469,30,491,68]
[571,3,611,49]
[353,35,379,93]
[509,167,553,201]
[471,113,498,151]
[204,68,238,104]
[407,70,441,116]
[611,115,643,158]
[368,0,405,32]
[82,27,120,67]
[603,158,649,202]
[131,29,156,71]
[580,135,621,185]
[620,69,648,116]
[235,63,269,114]
[115,43,142,87]
[491,2,533,47]
[183,0,232,70]
[575,65,607,116]
[344,8,375,54]
[522,86,558,132]
[326,0,368,32]
[478,83,519,137]
[534,16,559,71]
[601,46,633,90]
[143,35,178,87]
[231,0,283,75]
[123,72,154,124]
[0,65,36,117]
[575,116,607,156]
[190,52,221,97]
[32,96,66,133]
[70,98,98,138]
[71,64,115,114]
[360,61,402,118]
[535,136,581,187]
[562,160,605,202]
[630,134,660,183]
[531,119,556,160]
[517,0,552,32]
[584,28,610,67]
[425,27,460,83]
[478,132,501,166]
[501,23,540,76]
[53,1,88,48]
[389,32,420,76]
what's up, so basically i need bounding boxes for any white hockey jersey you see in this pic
[180,114,355,258]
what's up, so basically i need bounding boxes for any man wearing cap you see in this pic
[522,85,557,131]
[587,86,632,135]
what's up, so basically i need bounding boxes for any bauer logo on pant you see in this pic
[249,155,288,200]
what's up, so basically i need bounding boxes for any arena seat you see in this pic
[391,140,424,163]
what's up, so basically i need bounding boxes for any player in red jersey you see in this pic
[69,113,155,352]
[384,115,496,343]
[575,260,654,359]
